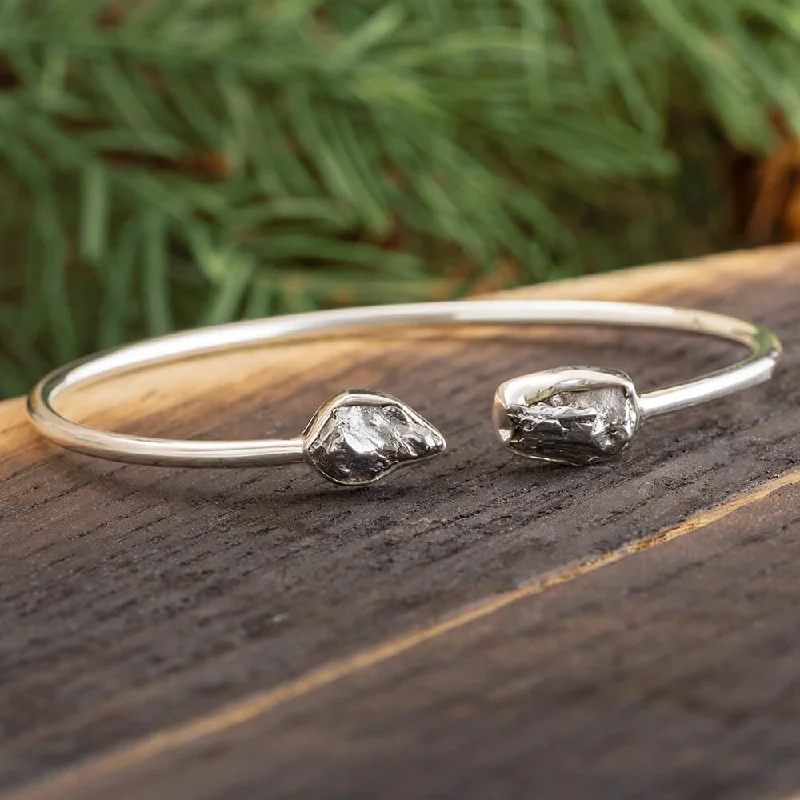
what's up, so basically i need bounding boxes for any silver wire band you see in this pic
[26,300,781,482]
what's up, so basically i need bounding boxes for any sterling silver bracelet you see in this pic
[27,300,781,486]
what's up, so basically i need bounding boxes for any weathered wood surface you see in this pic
[1,247,799,799]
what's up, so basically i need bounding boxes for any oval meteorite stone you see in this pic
[493,367,641,466]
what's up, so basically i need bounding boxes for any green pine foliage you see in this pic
[0,0,798,394]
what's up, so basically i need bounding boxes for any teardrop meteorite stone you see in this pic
[303,391,446,485]
[493,367,641,466]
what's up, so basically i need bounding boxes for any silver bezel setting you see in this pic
[303,390,447,486]
[493,367,642,466]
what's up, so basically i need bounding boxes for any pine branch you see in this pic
[0,0,798,393]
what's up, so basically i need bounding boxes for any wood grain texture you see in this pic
[18,473,800,800]
[1,246,800,798]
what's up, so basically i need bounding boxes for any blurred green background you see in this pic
[1,0,798,395]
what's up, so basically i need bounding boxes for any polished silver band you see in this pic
[27,300,781,485]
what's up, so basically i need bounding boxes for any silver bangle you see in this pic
[27,300,781,486]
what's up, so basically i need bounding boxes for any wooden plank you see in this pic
[17,474,800,800]
[1,245,799,796]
